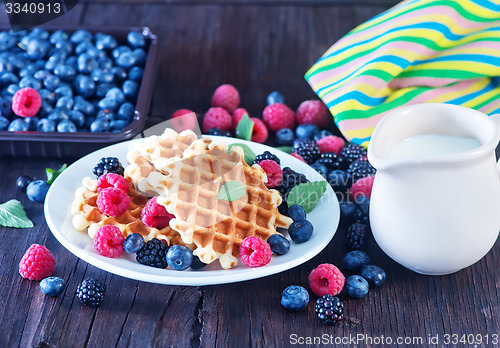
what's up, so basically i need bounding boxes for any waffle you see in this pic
[71,176,185,246]
[150,142,293,269]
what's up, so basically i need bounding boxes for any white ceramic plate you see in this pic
[44,136,340,286]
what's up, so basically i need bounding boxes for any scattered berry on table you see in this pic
[313,130,333,142]
[262,103,295,132]
[327,170,350,197]
[136,238,169,268]
[123,233,145,254]
[26,180,50,203]
[93,225,125,258]
[266,234,290,255]
[16,175,32,192]
[202,107,232,133]
[281,285,309,310]
[76,277,106,307]
[343,250,370,272]
[354,196,370,224]
[141,197,175,228]
[97,187,130,217]
[171,108,197,132]
[350,176,375,201]
[308,263,345,297]
[172,109,194,119]
[290,153,305,162]
[295,123,319,139]
[315,294,344,324]
[12,87,42,117]
[288,220,314,243]
[311,162,328,178]
[19,244,57,281]
[339,201,357,225]
[206,127,232,137]
[93,157,124,178]
[347,159,376,183]
[258,159,283,188]
[294,138,320,164]
[360,265,386,288]
[345,275,369,298]
[287,205,306,222]
[232,107,249,130]
[40,276,65,297]
[339,143,367,167]
[97,173,129,193]
[250,117,268,143]
[239,236,272,268]
[346,223,369,250]
[267,91,285,105]
[190,256,207,270]
[254,151,280,165]
[275,128,295,146]
[166,245,193,271]
[211,84,240,113]
[317,135,345,154]
[316,152,346,171]
[296,100,331,128]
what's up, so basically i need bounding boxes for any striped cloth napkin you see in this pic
[305,0,500,147]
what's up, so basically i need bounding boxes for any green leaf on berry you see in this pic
[216,180,246,201]
[275,146,293,154]
[287,181,327,213]
[236,113,254,141]
[0,199,34,228]
[46,164,67,185]
[227,143,256,166]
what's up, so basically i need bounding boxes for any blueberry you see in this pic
[26,39,50,60]
[53,64,76,81]
[39,103,54,117]
[44,53,66,71]
[16,176,32,192]
[97,98,120,111]
[292,137,309,149]
[57,120,77,133]
[0,98,11,117]
[360,265,386,288]
[33,69,51,82]
[91,69,114,84]
[55,96,74,110]
[296,123,320,139]
[95,35,118,51]
[70,30,92,44]
[96,109,115,121]
[26,117,39,131]
[112,46,131,60]
[189,257,207,270]
[8,119,29,132]
[26,179,50,202]
[37,118,57,132]
[50,30,69,44]
[339,201,357,225]
[343,250,370,272]
[111,67,127,82]
[75,41,94,55]
[127,32,146,48]
[266,234,290,255]
[98,57,113,70]
[117,102,135,121]
[345,275,369,299]
[128,66,144,82]
[40,276,65,297]
[19,76,42,90]
[110,120,129,131]
[0,116,9,130]
[327,170,350,194]
[74,75,95,98]
[54,85,73,99]
[0,57,14,75]
[267,91,285,105]
[31,28,49,40]
[132,49,146,65]
[122,80,139,100]
[5,83,19,96]
[314,130,334,142]
[281,285,309,310]
[123,233,145,253]
[311,162,328,178]
[48,109,69,122]
[73,99,94,116]
[166,245,193,271]
[0,72,19,87]
[275,128,295,146]
[287,205,306,222]
[105,87,125,104]
[77,53,98,74]
[116,52,138,68]
[39,89,56,105]
[69,110,85,128]
[90,119,110,132]
[95,83,115,98]
[288,220,314,243]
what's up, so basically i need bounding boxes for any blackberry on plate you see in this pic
[347,159,376,183]
[276,167,309,217]
[93,157,124,178]
[136,238,168,268]
[294,139,320,164]
[315,294,344,324]
[346,223,369,250]
[206,127,232,137]
[76,277,106,307]
[254,150,280,165]
[339,143,367,167]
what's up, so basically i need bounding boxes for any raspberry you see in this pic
[233,107,249,131]
[172,109,194,118]
[93,225,125,258]
[202,107,232,133]
[290,152,305,162]
[171,109,197,132]
[250,118,268,143]
[19,244,56,281]
[97,187,130,217]
[350,176,375,201]
[296,100,331,128]
[317,136,345,154]
[262,103,295,132]
[308,263,345,297]
[97,173,129,193]
[211,84,240,113]
[142,197,174,228]
[258,159,283,188]
[12,87,42,117]
[239,236,272,267]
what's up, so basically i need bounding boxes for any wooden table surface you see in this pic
[1,1,500,347]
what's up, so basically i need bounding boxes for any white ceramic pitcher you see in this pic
[367,103,500,275]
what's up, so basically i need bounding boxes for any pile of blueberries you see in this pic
[0,28,148,133]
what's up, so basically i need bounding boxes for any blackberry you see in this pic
[93,157,124,178]
[276,167,309,217]
[294,140,320,164]
[206,127,232,137]
[254,150,280,165]
[354,197,370,224]
[339,143,367,166]
[316,152,348,171]
[346,223,369,250]
[347,159,376,183]
[315,294,344,324]
[76,277,106,307]
[136,238,168,268]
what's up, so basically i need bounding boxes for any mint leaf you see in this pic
[235,114,254,141]
[0,199,34,228]
[228,143,256,166]
[275,146,293,154]
[217,181,246,201]
[287,181,327,213]
[46,163,67,185]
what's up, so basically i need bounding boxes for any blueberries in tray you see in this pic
[0,28,149,134]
